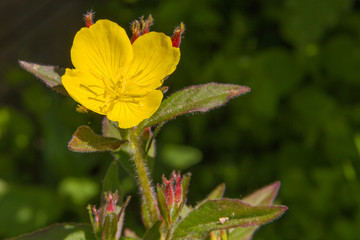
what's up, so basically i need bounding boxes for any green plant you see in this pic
[13,13,287,240]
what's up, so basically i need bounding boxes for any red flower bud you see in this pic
[131,15,153,44]
[171,22,185,48]
[173,171,183,203]
[130,20,141,44]
[105,191,119,213]
[91,205,101,231]
[84,10,95,28]
[141,15,153,35]
[163,175,174,209]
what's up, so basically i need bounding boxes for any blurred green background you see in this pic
[1,0,360,239]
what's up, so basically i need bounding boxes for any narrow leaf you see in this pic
[139,83,251,128]
[229,182,282,240]
[7,223,94,240]
[68,126,127,152]
[116,196,131,239]
[19,60,67,95]
[171,199,287,240]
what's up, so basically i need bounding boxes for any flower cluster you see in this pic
[88,191,130,239]
[157,171,191,226]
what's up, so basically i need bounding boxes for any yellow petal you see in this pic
[71,19,133,83]
[62,68,107,115]
[124,32,180,93]
[106,90,163,129]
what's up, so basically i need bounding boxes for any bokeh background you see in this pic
[1,0,360,239]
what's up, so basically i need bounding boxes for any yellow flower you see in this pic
[62,19,180,128]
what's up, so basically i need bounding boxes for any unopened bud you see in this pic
[173,171,183,203]
[131,20,141,44]
[171,22,185,48]
[83,10,95,28]
[163,175,174,209]
[141,15,153,34]
[131,15,154,44]
[105,191,119,213]
[90,205,101,232]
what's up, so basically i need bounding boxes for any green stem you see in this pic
[130,128,159,225]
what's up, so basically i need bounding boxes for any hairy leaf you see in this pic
[139,83,250,128]
[229,182,282,240]
[19,60,67,95]
[171,198,287,240]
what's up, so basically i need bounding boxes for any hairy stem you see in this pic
[130,128,159,226]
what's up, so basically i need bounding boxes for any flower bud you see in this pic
[83,10,95,28]
[163,175,175,209]
[131,15,153,44]
[173,171,183,203]
[130,20,141,44]
[157,171,191,226]
[88,191,130,239]
[141,15,153,34]
[171,22,185,48]
[105,191,119,213]
[88,205,101,233]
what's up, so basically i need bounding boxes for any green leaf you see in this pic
[142,221,161,240]
[170,199,287,240]
[139,83,250,128]
[18,60,67,95]
[228,182,281,240]
[68,126,127,152]
[197,183,226,207]
[102,160,122,205]
[116,196,131,239]
[7,223,95,240]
